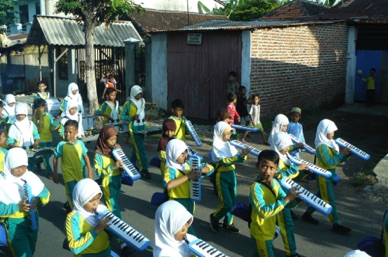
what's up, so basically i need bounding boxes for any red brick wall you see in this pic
[250,22,348,117]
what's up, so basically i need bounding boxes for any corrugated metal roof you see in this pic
[27,15,142,47]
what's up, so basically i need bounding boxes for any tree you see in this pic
[0,0,19,28]
[229,0,282,21]
[55,0,143,113]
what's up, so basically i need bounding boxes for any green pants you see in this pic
[6,217,38,257]
[251,237,275,257]
[36,142,53,174]
[213,170,237,225]
[101,174,122,218]
[306,170,338,224]
[65,180,77,210]
[173,198,196,236]
[277,208,297,256]
[129,132,148,171]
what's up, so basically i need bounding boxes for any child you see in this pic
[53,120,93,210]
[215,107,231,123]
[32,98,60,178]
[0,128,7,173]
[60,82,84,116]
[209,121,249,233]
[267,114,289,146]
[7,103,41,172]
[236,86,251,143]
[249,94,268,145]
[358,68,376,106]
[226,93,240,125]
[154,200,195,257]
[249,149,298,257]
[120,85,155,179]
[301,119,352,235]
[227,71,240,95]
[95,88,120,123]
[35,81,50,100]
[270,132,307,257]
[169,98,187,141]
[101,74,121,100]
[164,138,213,235]
[66,178,111,256]
[2,93,16,124]
[0,147,50,257]
[287,107,305,158]
[157,119,176,176]
[60,100,84,138]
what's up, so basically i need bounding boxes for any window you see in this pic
[19,5,29,24]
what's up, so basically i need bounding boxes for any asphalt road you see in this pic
[1,130,386,257]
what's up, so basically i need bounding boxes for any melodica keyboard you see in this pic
[230,140,261,157]
[288,134,315,154]
[287,154,332,178]
[280,178,332,215]
[112,149,141,181]
[189,155,202,202]
[335,138,370,160]
[186,238,229,257]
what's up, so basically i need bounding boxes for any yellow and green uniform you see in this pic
[305,144,349,224]
[249,179,287,257]
[0,148,7,173]
[158,150,167,176]
[66,211,110,257]
[0,187,50,257]
[169,116,186,141]
[54,140,88,209]
[120,100,148,171]
[212,153,247,226]
[95,100,120,123]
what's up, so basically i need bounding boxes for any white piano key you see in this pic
[188,238,229,257]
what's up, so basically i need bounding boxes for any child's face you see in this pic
[69,107,78,115]
[135,93,142,100]
[108,77,115,82]
[176,149,188,165]
[290,112,301,123]
[253,96,260,104]
[256,158,278,183]
[106,135,118,148]
[281,124,288,132]
[16,114,26,121]
[171,107,184,118]
[0,132,6,146]
[8,102,15,107]
[107,91,117,101]
[222,127,234,142]
[36,106,45,113]
[174,218,192,241]
[326,132,335,140]
[65,125,78,142]
[279,146,290,155]
[38,83,46,92]
[241,88,246,95]
[228,75,236,82]
[11,165,27,177]
[71,90,78,95]
[83,193,101,213]
[165,129,175,138]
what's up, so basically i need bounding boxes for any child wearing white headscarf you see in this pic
[154,200,195,257]
[268,114,289,146]
[2,93,16,124]
[66,178,111,256]
[302,119,352,235]
[60,82,84,116]
[7,103,41,172]
[164,139,213,236]
[120,85,156,179]
[0,147,50,257]
[60,100,84,138]
[209,121,249,233]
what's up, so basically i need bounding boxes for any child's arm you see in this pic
[0,201,22,216]
[94,153,121,177]
[316,144,350,167]
[48,113,60,130]
[165,170,199,190]
[32,124,41,148]
[53,156,59,184]
[83,154,93,179]
[120,101,133,122]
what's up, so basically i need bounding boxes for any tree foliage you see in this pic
[229,0,282,21]
[0,0,19,27]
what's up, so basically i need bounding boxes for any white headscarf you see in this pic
[3,94,16,122]
[61,100,84,137]
[129,85,145,124]
[270,132,293,165]
[72,178,102,227]
[9,103,34,148]
[211,121,238,162]
[0,147,45,204]
[65,82,84,115]
[268,114,289,146]
[343,250,371,257]
[5,94,16,104]
[165,139,188,171]
[315,119,339,152]
[154,200,194,257]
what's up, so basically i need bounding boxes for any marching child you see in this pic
[154,200,196,257]
[226,93,240,140]
[169,98,187,141]
[164,138,213,235]
[301,119,352,235]
[7,103,41,172]
[267,114,289,146]
[249,149,298,257]
[60,82,84,116]
[2,93,16,124]
[60,100,84,138]
[209,121,249,233]
[0,128,8,173]
[287,107,305,158]
[101,74,121,100]
[66,178,111,256]
[32,98,60,178]
[249,94,268,145]
[95,88,120,123]
[35,81,50,100]
[0,147,50,257]
[215,107,231,123]
[120,85,155,179]
[157,119,176,176]
[53,120,93,210]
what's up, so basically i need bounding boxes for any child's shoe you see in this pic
[222,223,239,233]
[120,245,136,257]
[301,212,319,225]
[332,224,351,235]
[141,169,151,179]
[209,214,219,232]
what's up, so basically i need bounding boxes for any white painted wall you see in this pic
[345,26,357,104]
[133,0,223,13]
[241,30,251,96]
[150,33,168,110]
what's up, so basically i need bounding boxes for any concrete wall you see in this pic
[250,22,349,117]
[150,33,168,110]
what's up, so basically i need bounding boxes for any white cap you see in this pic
[5,94,15,104]
[343,250,371,257]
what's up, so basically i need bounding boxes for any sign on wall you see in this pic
[187,33,202,45]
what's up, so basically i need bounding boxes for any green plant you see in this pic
[350,171,377,187]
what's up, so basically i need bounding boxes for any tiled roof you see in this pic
[260,0,328,21]
[26,15,142,47]
[129,9,227,34]
[321,0,388,22]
